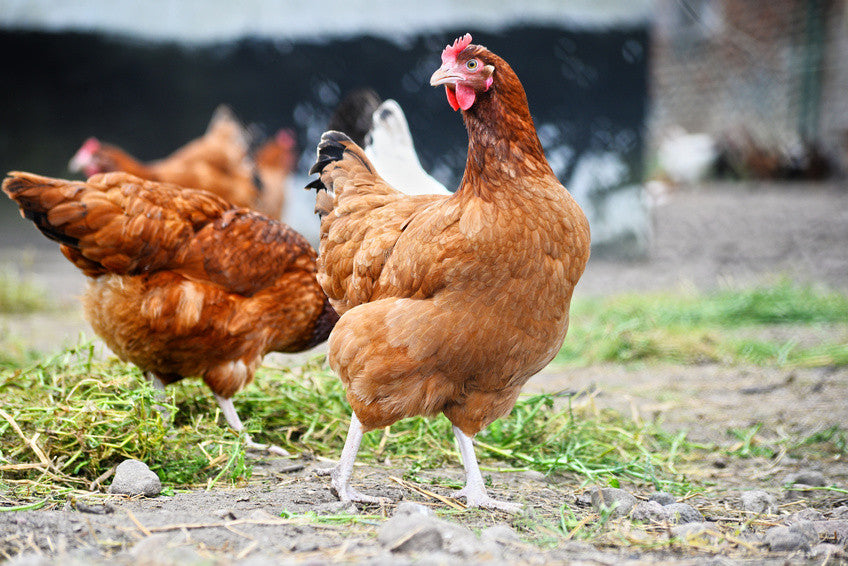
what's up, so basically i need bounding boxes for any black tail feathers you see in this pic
[304,130,352,197]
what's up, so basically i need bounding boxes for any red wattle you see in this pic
[455,83,476,111]
[445,86,460,111]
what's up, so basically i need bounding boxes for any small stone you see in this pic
[663,503,704,524]
[590,488,637,518]
[481,524,520,544]
[108,459,161,497]
[630,500,668,523]
[439,521,488,558]
[764,524,817,552]
[648,492,676,506]
[378,515,444,553]
[783,470,827,487]
[787,508,825,523]
[740,490,777,514]
[393,501,433,517]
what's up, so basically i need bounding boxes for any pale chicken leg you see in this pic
[315,413,389,504]
[451,426,522,513]
[214,394,289,456]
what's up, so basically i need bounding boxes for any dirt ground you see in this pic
[1,180,848,565]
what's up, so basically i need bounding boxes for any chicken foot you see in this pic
[451,426,522,513]
[316,412,389,504]
[213,394,289,456]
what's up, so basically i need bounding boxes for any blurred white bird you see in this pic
[363,99,451,195]
[656,126,717,185]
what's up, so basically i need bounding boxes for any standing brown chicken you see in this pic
[3,171,338,454]
[68,106,296,219]
[306,34,590,511]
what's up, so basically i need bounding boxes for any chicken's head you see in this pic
[68,137,107,177]
[430,33,495,112]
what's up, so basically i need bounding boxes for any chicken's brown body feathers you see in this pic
[309,44,590,437]
[3,171,336,399]
[78,108,293,219]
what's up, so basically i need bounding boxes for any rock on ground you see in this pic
[589,488,637,518]
[740,490,777,514]
[107,459,162,497]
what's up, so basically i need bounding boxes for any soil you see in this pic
[1,180,848,565]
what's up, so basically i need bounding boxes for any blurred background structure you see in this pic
[1,0,652,257]
[0,0,846,267]
[649,0,848,182]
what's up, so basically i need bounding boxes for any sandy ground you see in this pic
[1,180,848,564]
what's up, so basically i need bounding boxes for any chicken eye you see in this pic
[466,59,479,71]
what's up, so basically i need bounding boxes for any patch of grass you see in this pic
[1,343,699,498]
[0,266,52,313]
[0,342,245,492]
[557,279,848,367]
[724,423,848,461]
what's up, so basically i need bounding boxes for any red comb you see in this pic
[441,33,473,64]
[81,137,101,152]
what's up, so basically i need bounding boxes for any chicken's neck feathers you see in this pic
[457,69,554,200]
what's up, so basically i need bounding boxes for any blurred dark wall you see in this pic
[0,26,648,250]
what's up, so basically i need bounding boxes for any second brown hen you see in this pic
[68,106,295,219]
[3,171,338,455]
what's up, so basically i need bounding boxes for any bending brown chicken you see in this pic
[306,34,590,511]
[3,171,338,454]
[68,106,296,219]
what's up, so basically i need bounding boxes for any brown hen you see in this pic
[68,106,296,219]
[306,34,590,511]
[3,171,338,455]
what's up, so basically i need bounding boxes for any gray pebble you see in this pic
[648,492,676,506]
[108,459,161,497]
[630,500,668,523]
[590,487,637,518]
[764,524,818,552]
[783,470,827,487]
[663,503,704,524]
[481,524,521,544]
[393,501,433,517]
[378,514,445,553]
[378,514,491,557]
[787,508,825,523]
[740,490,776,514]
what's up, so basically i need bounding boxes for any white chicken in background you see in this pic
[656,126,718,185]
[363,99,451,195]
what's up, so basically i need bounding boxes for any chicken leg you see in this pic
[214,394,289,456]
[451,426,522,513]
[316,412,389,504]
